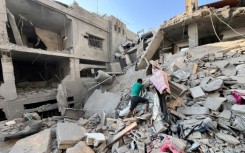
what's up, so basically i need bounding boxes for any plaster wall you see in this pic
[0,0,8,44]
[71,16,110,62]
[0,56,17,101]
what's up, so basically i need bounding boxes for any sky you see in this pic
[57,0,219,33]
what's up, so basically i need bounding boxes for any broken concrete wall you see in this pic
[109,16,138,63]
[0,0,8,44]
[58,58,73,80]
[61,16,73,50]
[0,0,137,120]
[35,28,62,51]
[0,55,17,101]
[137,29,164,69]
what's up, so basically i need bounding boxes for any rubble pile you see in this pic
[0,39,245,153]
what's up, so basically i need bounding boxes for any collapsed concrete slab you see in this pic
[137,29,164,69]
[202,79,223,92]
[9,129,51,153]
[0,120,42,142]
[84,89,121,115]
[232,104,245,116]
[190,86,205,98]
[215,132,240,145]
[56,123,86,149]
[66,141,95,153]
[177,106,210,115]
[204,97,226,111]
[219,110,232,120]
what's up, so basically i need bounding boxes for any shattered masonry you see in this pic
[0,0,137,120]
[0,0,245,153]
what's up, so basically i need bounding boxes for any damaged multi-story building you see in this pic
[0,0,137,120]
[136,0,245,69]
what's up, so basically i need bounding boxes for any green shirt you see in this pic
[131,83,143,96]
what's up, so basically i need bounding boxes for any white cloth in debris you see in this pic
[152,93,162,122]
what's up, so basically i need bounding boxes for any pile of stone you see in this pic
[0,39,245,153]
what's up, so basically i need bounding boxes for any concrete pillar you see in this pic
[0,55,18,100]
[173,44,179,54]
[0,0,8,44]
[74,58,80,79]
[186,0,198,15]
[188,23,199,48]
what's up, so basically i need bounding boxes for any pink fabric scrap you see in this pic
[160,136,183,153]
[232,91,245,105]
[150,70,170,94]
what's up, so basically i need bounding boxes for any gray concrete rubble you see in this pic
[204,97,227,111]
[10,129,51,153]
[0,40,244,153]
[83,89,121,115]
[66,141,95,153]
[56,123,86,149]
[0,0,245,153]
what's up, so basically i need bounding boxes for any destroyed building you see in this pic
[0,0,245,153]
[0,0,137,120]
[136,0,245,69]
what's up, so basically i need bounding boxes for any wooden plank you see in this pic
[102,122,137,150]
[192,63,198,74]
[112,122,137,143]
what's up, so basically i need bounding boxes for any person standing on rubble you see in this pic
[125,78,149,118]
[147,60,170,122]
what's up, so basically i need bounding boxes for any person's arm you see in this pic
[140,85,146,96]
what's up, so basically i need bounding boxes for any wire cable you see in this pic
[210,8,245,38]
[209,11,222,42]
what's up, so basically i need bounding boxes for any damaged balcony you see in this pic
[5,0,73,53]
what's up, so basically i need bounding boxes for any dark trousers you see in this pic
[156,89,168,119]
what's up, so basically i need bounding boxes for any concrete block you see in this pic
[84,89,121,115]
[234,116,245,132]
[85,133,105,147]
[111,141,119,152]
[202,79,223,92]
[116,145,130,153]
[232,104,245,116]
[215,132,240,145]
[222,63,237,76]
[57,123,86,149]
[10,129,51,153]
[190,86,205,98]
[204,97,226,111]
[170,137,186,152]
[110,62,122,72]
[153,120,167,133]
[66,141,95,153]
[214,52,223,60]
[177,106,210,115]
[218,110,232,120]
